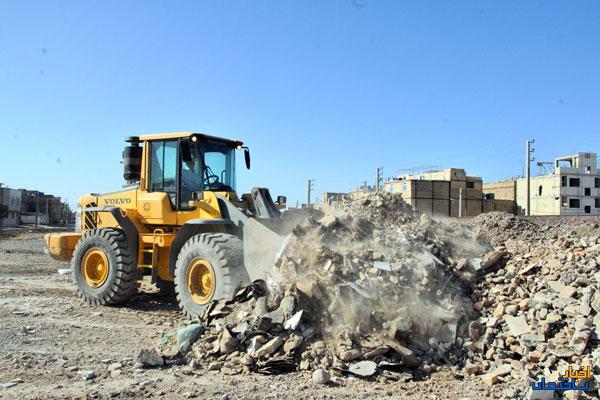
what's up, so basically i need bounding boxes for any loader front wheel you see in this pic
[174,233,247,319]
[72,228,138,305]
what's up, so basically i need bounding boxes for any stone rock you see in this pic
[253,336,283,358]
[480,364,511,385]
[480,249,507,270]
[254,297,268,316]
[219,328,239,355]
[339,349,362,362]
[107,362,122,372]
[520,333,545,348]
[504,316,531,337]
[387,315,412,338]
[283,335,303,353]
[526,387,554,400]
[312,368,330,384]
[207,361,222,371]
[505,305,518,316]
[319,215,338,229]
[348,360,377,377]
[136,349,164,368]
[77,370,97,381]
[548,281,576,298]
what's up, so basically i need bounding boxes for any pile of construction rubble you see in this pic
[462,213,600,396]
[137,194,599,396]
[144,194,498,380]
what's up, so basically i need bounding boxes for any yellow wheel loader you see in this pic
[44,132,290,318]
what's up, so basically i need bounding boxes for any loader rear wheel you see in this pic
[174,233,248,319]
[72,228,138,305]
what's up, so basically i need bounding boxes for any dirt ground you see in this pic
[0,230,526,399]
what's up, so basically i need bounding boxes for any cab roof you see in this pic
[137,132,243,147]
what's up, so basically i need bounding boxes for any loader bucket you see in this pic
[242,218,291,282]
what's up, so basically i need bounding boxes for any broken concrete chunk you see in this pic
[283,335,303,353]
[520,333,545,348]
[480,364,511,385]
[253,336,284,358]
[246,335,268,354]
[373,261,391,271]
[480,249,507,270]
[504,316,531,337]
[348,360,377,377]
[339,349,362,362]
[296,280,323,300]
[135,349,164,368]
[76,370,97,381]
[548,281,577,298]
[219,328,239,355]
[284,310,303,330]
[319,215,338,229]
[386,315,412,339]
[254,297,268,316]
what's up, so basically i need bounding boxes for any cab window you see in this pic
[149,140,177,206]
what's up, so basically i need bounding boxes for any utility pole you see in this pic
[376,167,383,191]
[458,187,463,218]
[307,179,315,208]
[35,192,39,228]
[526,139,535,216]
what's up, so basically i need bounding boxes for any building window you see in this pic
[538,185,543,196]
[569,178,580,187]
[569,198,580,208]
[585,188,591,196]
[596,178,600,188]
[585,166,592,174]
[585,205,591,214]
[562,176,567,187]
[561,196,568,207]
[466,181,475,189]
[596,198,600,208]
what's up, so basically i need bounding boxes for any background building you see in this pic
[0,187,23,227]
[484,152,600,215]
[0,186,74,227]
[383,168,513,217]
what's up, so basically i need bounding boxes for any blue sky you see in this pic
[1,1,599,207]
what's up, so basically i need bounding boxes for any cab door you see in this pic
[137,139,179,225]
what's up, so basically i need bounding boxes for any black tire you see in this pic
[71,228,138,305]
[174,233,248,319]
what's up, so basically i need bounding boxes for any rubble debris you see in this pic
[76,370,97,381]
[136,349,164,368]
[480,364,511,385]
[348,360,377,377]
[312,368,331,384]
[145,195,600,395]
[504,316,531,336]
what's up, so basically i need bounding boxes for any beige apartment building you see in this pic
[484,152,600,215]
[383,168,513,217]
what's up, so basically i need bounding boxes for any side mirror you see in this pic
[244,147,251,169]
[276,195,287,205]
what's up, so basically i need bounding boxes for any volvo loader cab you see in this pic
[45,132,287,318]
